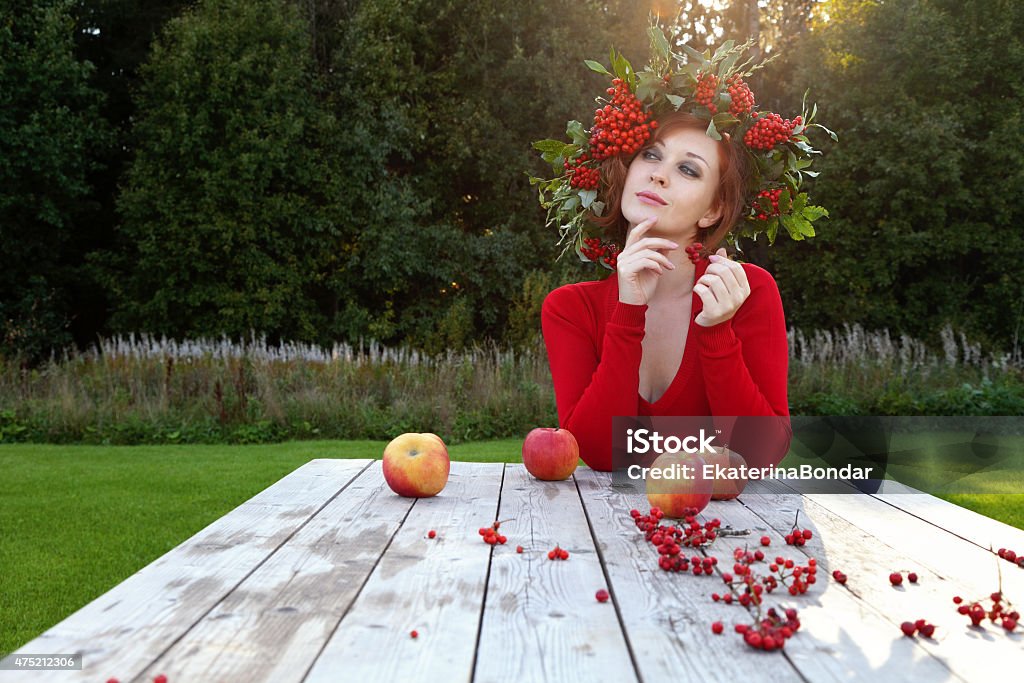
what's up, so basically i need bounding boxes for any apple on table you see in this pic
[522,427,579,481]
[645,451,714,516]
[382,432,450,497]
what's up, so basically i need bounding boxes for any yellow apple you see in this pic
[382,432,450,497]
[645,451,713,517]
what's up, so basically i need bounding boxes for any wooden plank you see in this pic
[738,483,1016,681]
[702,487,962,682]
[573,468,804,683]
[472,465,638,683]
[863,482,1024,554]
[304,460,504,683]
[751,478,1024,602]
[0,459,371,683]
[134,461,418,682]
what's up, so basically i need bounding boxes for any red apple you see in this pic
[382,432,450,497]
[522,428,579,481]
[704,447,749,500]
[645,451,713,516]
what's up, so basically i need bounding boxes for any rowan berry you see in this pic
[516,545,523,553]
[900,621,916,637]
[427,530,436,539]
[920,623,936,638]
[953,596,963,604]
[712,621,724,634]
[154,676,168,683]
[889,572,903,586]
[596,589,610,603]
[410,630,418,638]
[1002,617,1018,631]
[760,536,771,546]
[908,572,918,583]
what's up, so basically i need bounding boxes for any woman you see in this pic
[542,112,791,471]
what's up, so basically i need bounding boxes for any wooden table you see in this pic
[3,459,1023,682]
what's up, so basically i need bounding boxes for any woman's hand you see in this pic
[616,217,679,306]
[694,248,751,327]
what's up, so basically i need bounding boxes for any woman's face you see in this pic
[620,127,723,238]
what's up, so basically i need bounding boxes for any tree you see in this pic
[764,0,1024,350]
[0,0,109,361]
[108,0,345,343]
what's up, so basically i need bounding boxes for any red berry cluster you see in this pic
[564,153,600,190]
[630,506,722,573]
[734,607,802,651]
[684,242,704,264]
[581,237,620,268]
[900,619,936,638]
[726,75,755,116]
[590,78,653,161]
[997,547,1024,568]
[479,521,507,545]
[719,548,818,600]
[695,72,719,114]
[954,592,1019,631]
[547,544,569,560]
[755,188,785,221]
[785,528,813,546]
[744,113,802,152]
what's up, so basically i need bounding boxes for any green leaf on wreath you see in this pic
[580,189,597,208]
[711,40,735,64]
[585,60,611,76]
[637,71,663,102]
[801,205,829,221]
[591,200,605,217]
[566,120,588,146]
[665,94,685,110]
[649,26,671,61]
[705,117,722,141]
[792,192,808,215]
[681,43,708,67]
[781,213,815,239]
[766,217,779,244]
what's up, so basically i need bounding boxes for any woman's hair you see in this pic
[592,111,751,252]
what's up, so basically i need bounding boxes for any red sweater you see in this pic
[541,258,791,471]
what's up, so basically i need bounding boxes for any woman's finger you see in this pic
[627,249,676,270]
[624,217,658,249]
[705,262,742,293]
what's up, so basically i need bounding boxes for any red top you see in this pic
[541,258,791,471]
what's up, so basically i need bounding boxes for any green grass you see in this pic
[1,438,1021,657]
[0,439,522,657]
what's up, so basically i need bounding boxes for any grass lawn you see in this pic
[1,439,1021,656]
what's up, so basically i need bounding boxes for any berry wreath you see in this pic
[530,26,838,270]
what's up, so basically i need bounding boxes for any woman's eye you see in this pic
[679,164,699,177]
[643,150,659,160]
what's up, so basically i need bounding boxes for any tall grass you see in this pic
[2,324,1022,445]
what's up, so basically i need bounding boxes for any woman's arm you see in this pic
[695,264,792,466]
[541,286,645,471]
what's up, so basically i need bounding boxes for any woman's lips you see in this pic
[636,191,667,206]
